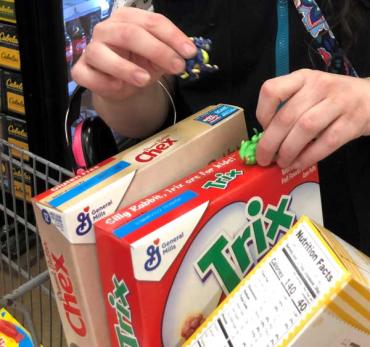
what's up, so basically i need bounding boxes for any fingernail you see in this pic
[133,70,150,86]
[182,42,196,58]
[172,57,185,73]
[257,157,270,167]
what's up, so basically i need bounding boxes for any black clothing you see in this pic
[153,0,370,255]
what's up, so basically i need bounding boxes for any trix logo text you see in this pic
[202,169,243,190]
[76,207,92,236]
[135,137,177,163]
[52,253,86,336]
[108,275,139,347]
[195,196,295,294]
[144,238,161,271]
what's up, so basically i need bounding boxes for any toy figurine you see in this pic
[181,37,219,80]
[239,131,263,165]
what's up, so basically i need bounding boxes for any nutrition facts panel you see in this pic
[188,222,346,347]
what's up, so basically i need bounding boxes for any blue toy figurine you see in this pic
[181,37,219,80]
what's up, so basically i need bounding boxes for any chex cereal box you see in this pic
[32,105,247,347]
[184,216,370,347]
[0,308,41,346]
[94,152,323,347]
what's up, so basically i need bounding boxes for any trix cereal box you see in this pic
[0,308,39,346]
[32,105,247,347]
[184,216,370,347]
[94,152,323,347]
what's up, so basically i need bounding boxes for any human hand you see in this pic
[71,7,196,101]
[256,69,370,170]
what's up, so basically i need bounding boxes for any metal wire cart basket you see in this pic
[0,138,73,346]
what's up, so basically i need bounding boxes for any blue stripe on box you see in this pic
[49,161,131,208]
[113,190,198,239]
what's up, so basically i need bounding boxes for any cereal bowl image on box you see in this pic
[95,152,323,347]
[288,181,322,222]
[163,202,247,346]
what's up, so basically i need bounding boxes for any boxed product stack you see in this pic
[184,216,370,347]
[94,150,323,347]
[0,1,30,201]
[32,104,248,347]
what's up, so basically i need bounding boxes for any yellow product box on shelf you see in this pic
[0,160,10,193]
[184,216,370,347]
[0,308,41,346]
[12,165,32,201]
[2,70,24,116]
[1,114,29,160]
[0,23,20,71]
[0,0,16,24]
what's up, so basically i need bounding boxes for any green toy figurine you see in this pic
[239,131,263,165]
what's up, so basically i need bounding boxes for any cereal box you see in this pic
[2,70,24,116]
[184,216,370,347]
[94,152,323,347]
[0,114,29,160]
[32,105,247,347]
[0,23,20,71]
[0,0,16,24]
[0,308,39,346]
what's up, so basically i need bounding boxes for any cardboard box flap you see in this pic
[313,221,370,287]
[95,154,270,239]
[34,104,243,211]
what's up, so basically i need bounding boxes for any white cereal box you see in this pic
[184,216,370,347]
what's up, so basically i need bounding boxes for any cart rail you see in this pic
[0,138,73,346]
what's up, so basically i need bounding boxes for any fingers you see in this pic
[83,41,153,87]
[256,82,324,167]
[256,69,307,129]
[92,21,186,75]
[256,70,370,170]
[288,115,354,170]
[109,7,197,59]
[274,98,342,168]
[73,7,198,100]
[72,56,134,100]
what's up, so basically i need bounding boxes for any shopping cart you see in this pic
[0,138,73,346]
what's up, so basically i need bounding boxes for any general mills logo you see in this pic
[144,238,161,272]
[76,207,93,236]
[42,209,51,225]
[203,114,221,123]
[196,113,221,125]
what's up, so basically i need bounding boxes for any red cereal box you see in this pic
[95,152,323,347]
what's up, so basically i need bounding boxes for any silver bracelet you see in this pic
[157,79,177,125]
